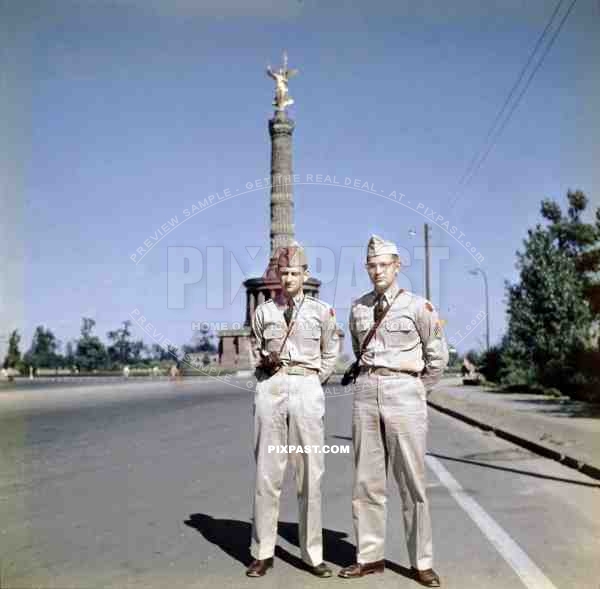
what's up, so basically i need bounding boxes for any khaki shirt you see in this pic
[349,284,449,391]
[252,293,339,383]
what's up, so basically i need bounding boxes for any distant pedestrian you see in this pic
[169,364,178,380]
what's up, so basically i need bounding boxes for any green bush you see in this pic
[478,345,505,383]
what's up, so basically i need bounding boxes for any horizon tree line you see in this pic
[2,318,217,374]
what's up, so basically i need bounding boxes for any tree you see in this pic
[541,190,600,318]
[63,341,76,369]
[107,320,135,367]
[447,350,463,370]
[23,326,61,371]
[167,344,180,361]
[3,329,22,370]
[129,340,146,364]
[183,325,217,366]
[464,349,481,366]
[184,325,217,354]
[150,343,173,362]
[503,190,599,395]
[479,340,507,383]
[75,318,108,371]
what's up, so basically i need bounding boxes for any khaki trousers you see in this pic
[251,372,325,566]
[351,372,433,570]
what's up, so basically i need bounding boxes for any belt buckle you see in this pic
[287,366,305,376]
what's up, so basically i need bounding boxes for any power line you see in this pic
[454,0,566,191]
[448,0,578,210]
[458,0,578,194]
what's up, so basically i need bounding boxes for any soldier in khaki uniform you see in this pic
[339,235,448,588]
[246,244,339,578]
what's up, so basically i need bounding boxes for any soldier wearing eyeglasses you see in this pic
[339,235,448,587]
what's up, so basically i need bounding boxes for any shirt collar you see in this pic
[375,283,400,305]
[289,292,305,307]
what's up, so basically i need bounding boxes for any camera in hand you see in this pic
[260,351,282,377]
[341,361,360,386]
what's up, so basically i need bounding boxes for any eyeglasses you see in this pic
[278,268,304,277]
[365,262,397,272]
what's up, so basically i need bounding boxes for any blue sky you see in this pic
[1,0,598,357]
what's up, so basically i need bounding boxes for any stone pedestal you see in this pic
[218,328,253,369]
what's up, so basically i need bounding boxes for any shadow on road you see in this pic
[276,520,356,567]
[184,514,413,579]
[428,452,600,488]
[184,514,254,566]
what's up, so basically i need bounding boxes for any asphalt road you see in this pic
[1,378,599,589]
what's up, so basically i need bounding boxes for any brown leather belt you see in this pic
[360,366,421,378]
[280,365,319,376]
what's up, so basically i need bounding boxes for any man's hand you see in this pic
[341,361,360,387]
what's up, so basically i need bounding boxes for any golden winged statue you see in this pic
[266,51,298,111]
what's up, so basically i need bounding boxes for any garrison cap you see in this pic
[366,234,399,259]
[275,242,308,268]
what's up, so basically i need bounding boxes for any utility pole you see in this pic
[424,223,431,301]
[482,269,490,352]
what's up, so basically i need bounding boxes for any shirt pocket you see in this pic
[353,310,372,336]
[384,317,419,350]
[263,324,284,352]
[299,321,321,356]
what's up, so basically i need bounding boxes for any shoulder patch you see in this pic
[425,301,434,312]
[329,308,335,317]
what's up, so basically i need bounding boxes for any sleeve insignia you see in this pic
[425,302,434,312]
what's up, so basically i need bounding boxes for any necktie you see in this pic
[284,299,294,326]
[374,296,388,323]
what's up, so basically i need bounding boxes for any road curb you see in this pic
[427,399,600,482]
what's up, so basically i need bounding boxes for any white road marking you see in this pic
[426,455,558,589]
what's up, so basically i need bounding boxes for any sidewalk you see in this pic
[429,377,600,481]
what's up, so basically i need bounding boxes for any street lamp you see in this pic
[468,267,490,351]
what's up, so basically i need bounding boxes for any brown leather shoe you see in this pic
[309,562,333,577]
[338,560,385,578]
[246,558,273,577]
[411,567,441,587]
